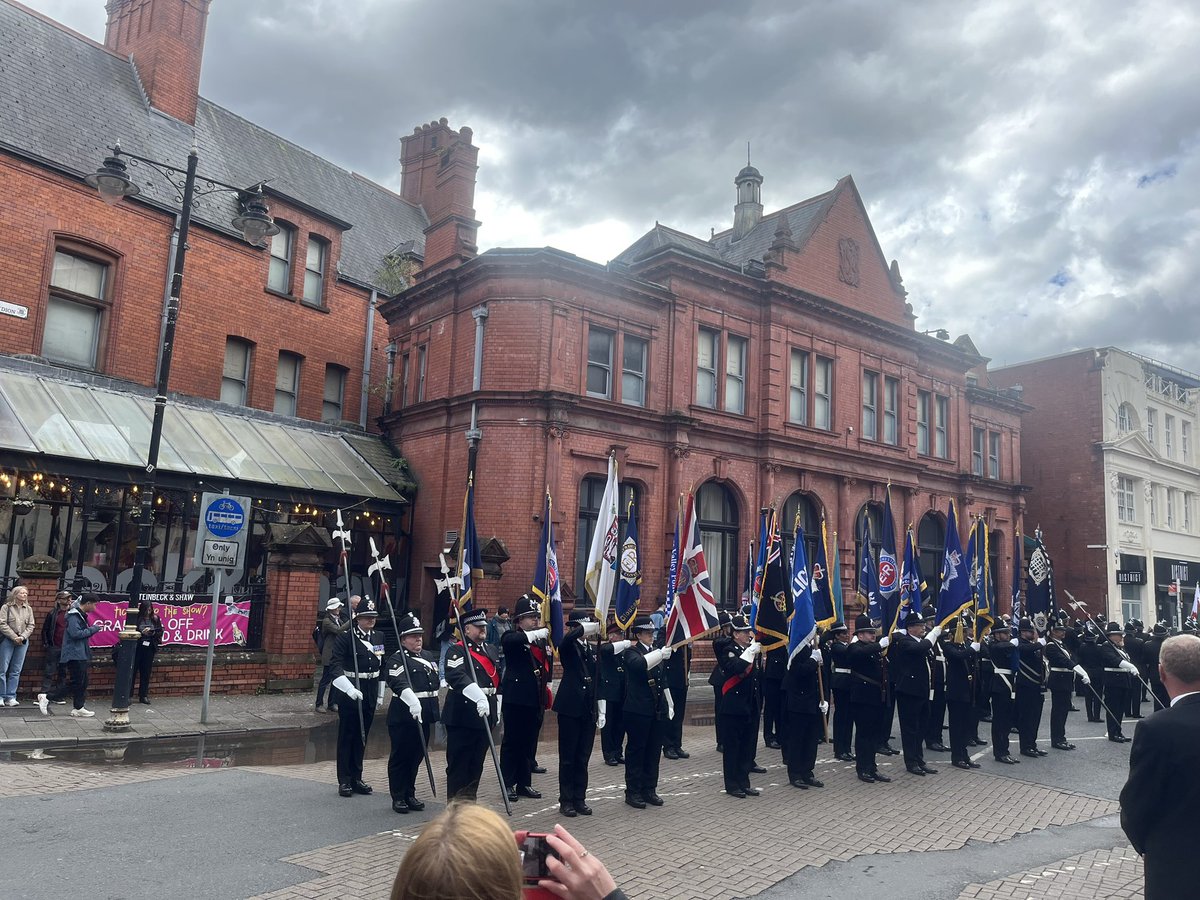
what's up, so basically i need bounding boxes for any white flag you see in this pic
[585,453,620,625]
[1192,582,1199,619]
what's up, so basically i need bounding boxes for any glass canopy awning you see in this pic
[0,368,405,503]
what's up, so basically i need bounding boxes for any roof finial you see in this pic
[747,141,751,166]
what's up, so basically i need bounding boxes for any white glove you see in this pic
[1119,660,1139,674]
[879,636,890,648]
[665,688,675,721]
[820,700,829,714]
[526,628,550,643]
[851,635,859,644]
[377,689,386,708]
[333,675,362,702]
[1038,637,1047,645]
[1072,664,1090,685]
[740,642,760,663]
[927,625,943,643]
[644,648,667,670]
[661,646,673,659]
[581,621,601,637]
[462,682,490,718]
[400,687,423,722]
[810,648,823,666]
[597,699,607,730]
[970,642,981,652]
[611,640,633,653]
[496,694,504,717]
[1010,637,1020,646]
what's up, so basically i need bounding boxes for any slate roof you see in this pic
[0,1,427,291]
[613,223,730,268]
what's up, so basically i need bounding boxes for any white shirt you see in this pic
[1170,690,1200,708]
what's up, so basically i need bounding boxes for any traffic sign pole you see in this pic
[200,568,223,725]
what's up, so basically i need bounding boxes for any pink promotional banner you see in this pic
[88,596,252,648]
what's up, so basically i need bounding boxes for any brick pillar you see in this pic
[263,523,332,691]
[13,555,62,693]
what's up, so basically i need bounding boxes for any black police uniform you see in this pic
[1144,628,1170,710]
[328,619,384,793]
[598,634,628,764]
[829,634,855,759]
[1044,634,1079,748]
[662,641,691,758]
[1125,626,1146,716]
[709,628,733,750]
[1014,633,1047,755]
[443,626,501,800]
[846,629,888,781]
[925,637,948,751]
[782,645,823,786]
[761,644,787,749]
[975,633,995,724]
[717,633,760,795]
[944,638,979,767]
[889,625,936,773]
[384,631,440,810]
[622,636,671,806]
[553,618,598,813]
[500,617,551,795]
[988,635,1019,761]
[1097,635,1135,741]
[1079,630,1104,721]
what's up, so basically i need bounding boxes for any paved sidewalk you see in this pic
[957,845,1143,899]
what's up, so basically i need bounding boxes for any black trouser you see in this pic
[831,687,853,756]
[446,725,489,800]
[1104,684,1128,738]
[925,690,946,747]
[134,644,156,701]
[762,679,784,745]
[878,694,896,749]
[531,703,545,768]
[712,685,724,748]
[785,710,821,782]
[1015,686,1044,751]
[1084,676,1103,720]
[41,646,65,693]
[387,715,432,801]
[335,694,376,786]
[896,693,930,769]
[720,712,754,792]
[947,699,973,763]
[557,713,596,803]
[664,682,688,751]
[975,676,992,720]
[990,691,1014,758]
[500,703,539,789]
[1149,679,1169,712]
[316,665,337,707]
[851,701,881,775]
[48,659,89,710]
[1049,689,1071,745]
[623,711,664,799]
[600,698,625,761]
[1128,681,1143,716]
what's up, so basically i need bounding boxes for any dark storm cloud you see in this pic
[27,0,1200,369]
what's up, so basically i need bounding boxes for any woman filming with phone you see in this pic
[390,802,626,900]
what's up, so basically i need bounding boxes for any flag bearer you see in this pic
[622,615,673,808]
[443,607,501,800]
[717,615,762,798]
[846,615,891,783]
[329,598,384,798]
[384,613,440,814]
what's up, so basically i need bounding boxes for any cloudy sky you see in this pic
[26,0,1200,369]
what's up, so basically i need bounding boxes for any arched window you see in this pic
[697,481,739,606]
[1117,403,1138,435]
[575,477,638,598]
[917,511,946,601]
[781,491,822,570]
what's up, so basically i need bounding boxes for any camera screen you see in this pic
[520,834,557,882]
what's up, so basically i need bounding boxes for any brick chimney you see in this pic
[400,118,480,279]
[104,0,212,125]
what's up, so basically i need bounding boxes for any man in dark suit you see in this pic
[889,609,943,776]
[1120,634,1200,899]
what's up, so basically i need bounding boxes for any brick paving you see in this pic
[0,758,200,798]
[957,846,1143,899]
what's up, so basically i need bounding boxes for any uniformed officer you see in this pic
[1079,622,1104,722]
[1014,618,1048,758]
[943,615,980,769]
[708,612,734,752]
[988,624,1020,764]
[889,609,943,776]
[328,598,384,797]
[443,607,501,800]
[500,595,551,801]
[622,614,674,808]
[384,612,440,813]
[925,617,949,753]
[716,615,762,798]
[782,641,826,789]
[1044,617,1089,751]
[761,638,787,751]
[827,622,855,762]
[1144,622,1170,710]
[598,621,631,766]
[661,635,692,760]
[1125,620,1146,717]
[1097,619,1139,742]
[846,614,891,783]
[553,609,601,817]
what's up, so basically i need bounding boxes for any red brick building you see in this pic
[0,0,476,693]
[383,164,1030,624]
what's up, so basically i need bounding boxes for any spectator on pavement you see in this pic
[38,593,102,717]
[1,584,36,706]
[649,602,665,643]
[133,600,164,704]
[487,607,513,646]
[316,598,350,712]
[40,590,72,700]
[389,802,625,900]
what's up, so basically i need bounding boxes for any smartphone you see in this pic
[519,832,559,884]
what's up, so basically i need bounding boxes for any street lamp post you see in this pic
[86,143,278,732]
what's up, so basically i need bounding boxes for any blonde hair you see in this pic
[390,802,522,900]
[5,585,29,605]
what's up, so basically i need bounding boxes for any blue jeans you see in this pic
[0,638,30,701]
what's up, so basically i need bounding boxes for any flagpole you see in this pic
[333,509,366,745]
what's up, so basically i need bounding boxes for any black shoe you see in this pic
[1088,717,1102,723]
[871,773,892,783]
[716,744,724,753]
[968,738,988,747]
[1034,748,1048,757]
[663,748,679,760]
[615,755,626,764]
[926,743,949,753]
[1069,705,1080,712]
[921,765,938,775]
[405,796,425,811]
[907,765,927,776]
[392,799,410,813]
[790,779,809,789]
[1109,735,1129,743]
[338,783,354,797]
[1020,749,1041,758]
[559,801,578,817]
[750,764,767,774]
[952,760,972,770]
[507,788,519,802]
[803,777,823,788]
[765,739,782,749]
[996,755,1020,764]
[728,788,747,798]
[1052,742,1075,751]
[531,765,547,775]
[674,748,690,759]
[836,752,856,762]
[138,697,151,705]
[644,793,665,806]
[857,772,876,783]
[315,703,324,712]
[743,786,761,796]
[573,801,592,816]
[604,757,620,767]
[980,715,992,722]
[516,786,542,799]
[968,761,981,769]
[625,794,646,809]
[352,781,373,795]
[881,745,900,756]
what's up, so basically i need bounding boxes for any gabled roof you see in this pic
[613,223,731,268]
[0,0,427,291]
[712,188,836,266]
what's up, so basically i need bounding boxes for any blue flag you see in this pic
[1011,530,1023,628]
[750,508,770,619]
[457,474,484,613]
[614,500,642,631]
[897,527,924,631]
[973,518,995,640]
[788,523,817,664]
[531,491,563,648]
[858,516,880,624]
[935,501,971,626]
[878,488,900,601]
[662,514,680,641]
[1024,528,1055,632]
[811,517,836,629]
